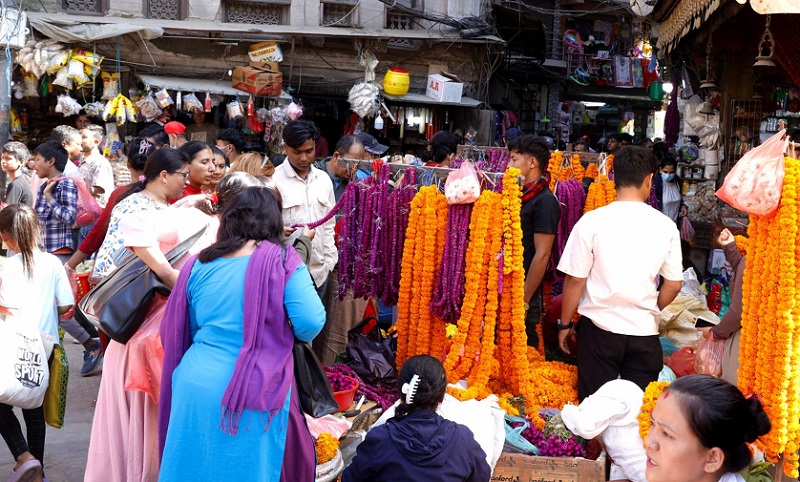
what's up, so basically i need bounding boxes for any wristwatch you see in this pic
[557,318,574,330]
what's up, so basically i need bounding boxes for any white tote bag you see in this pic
[0,316,50,409]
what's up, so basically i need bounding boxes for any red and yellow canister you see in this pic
[383,67,410,96]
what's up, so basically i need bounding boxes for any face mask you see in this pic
[661,172,675,182]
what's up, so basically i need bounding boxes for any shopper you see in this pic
[273,120,337,297]
[605,133,624,154]
[507,135,560,349]
[32,140,103,375]
[1,141,33,206]
[209,146,227,192]
[645,375,771,482]
[425,131,460,167]
[185,110,218,143]
[215,128,247,168]
[315,134,367,201]
[558,146,683,400]
[66,138,154,271]
[703,229,745,385]
[230,152,274,178]
[78,125,115,207]
[158,186,324,482]
[0,204,74,482]
[342,354,490,482]
[177,141,215,197]
[85,149,216,482]
[48,125,83,177]
[654,155,683,223]
[164,122,187,149]
[357,132,389,159]
[140,125,170,150]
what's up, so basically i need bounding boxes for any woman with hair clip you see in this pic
[645,375,772,482]
[84,148,218,482]
[0,204,73,482]
[158,186,325,482]
[342,355,490,482]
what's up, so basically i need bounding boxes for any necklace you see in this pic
[142,188,168,205]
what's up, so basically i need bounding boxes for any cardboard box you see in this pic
[232,65,283,96]
[425,71,464,103]
[249,61,280,72]
[248,40,283,62]
[491,452,607,482]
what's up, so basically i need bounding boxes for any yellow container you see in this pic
[383,67,410,96]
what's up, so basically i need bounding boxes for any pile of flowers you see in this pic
[316,433,340,465]
[738,157,800,477]
[325,364,399,411]
[511,412,586,458]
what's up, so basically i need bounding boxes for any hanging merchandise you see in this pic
[82,101,106,117]
[284,102,303,121]
[103,93,136,126]
[136,94,162,122]
[444,160,481,204]
[430,203,473,323]
[204,92,212,113]
[226,99,243,120]
[246,96,255,117]
[67,58,89,85]
[16,39,67,78]
[547,153,587,291]
[154,88,174,108]
[70,48,104,68]
[22,70,38,97]
[54,94,82,117]
[52,66,73,90]
[101,72,120,100]
[182,93,203,112]
[348,82,380,118]
[583,155,615,213]
[175,91,182,111]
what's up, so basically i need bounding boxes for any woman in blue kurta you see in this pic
[158,186,325,482]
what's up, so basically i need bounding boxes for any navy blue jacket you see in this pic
[342,409,491,482]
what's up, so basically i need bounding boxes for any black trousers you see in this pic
[576,316,662,401]
[524,292,543,349]
[0,403,46,465]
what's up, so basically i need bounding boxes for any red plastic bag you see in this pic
[716,129,786,216]
[694,334,724,377]
[665,346,696,377]
[444,160,480,204]
[58,176,101,227]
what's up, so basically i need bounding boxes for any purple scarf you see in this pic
[158,241,302,459]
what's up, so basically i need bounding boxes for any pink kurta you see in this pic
[84,207,217,482]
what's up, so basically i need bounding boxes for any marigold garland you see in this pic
[738,157,800,477]
[584,162,599,180]
[584,173,616,213]
[316,432,340,464]
[734,234,749,256]
[638,381,670,447]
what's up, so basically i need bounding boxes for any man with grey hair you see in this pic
[1,141,33,206]
[79,124,114,207]
[49,125,84,178]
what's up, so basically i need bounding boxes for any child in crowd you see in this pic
[342,355,490,482]
[645,375,771,482]
[1,141,34,206]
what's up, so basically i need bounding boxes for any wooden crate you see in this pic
[491,452,607,482]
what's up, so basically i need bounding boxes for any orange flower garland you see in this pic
[584,173,616,213]
[638,381,670,447]
[584,163,599,180]
[738,157,800,477]
[570,153,585,180]
[548,151,563,191]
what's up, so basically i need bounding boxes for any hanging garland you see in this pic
[431,203,474,323]
[584,172,616,213]
[395,185,448,368]
[638,381,670,447]
[550,178,586,293]
[738,157,800,477]
[379,168,417,306]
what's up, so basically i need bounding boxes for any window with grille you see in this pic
[386,0,422,49]
[320,0,358,27]
[62,0,107,15]
[225,0,290,25]
[146,0,187,20]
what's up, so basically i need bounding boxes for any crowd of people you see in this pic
[0,114,775,482]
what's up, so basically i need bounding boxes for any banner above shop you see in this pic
[656,0,724,54]
[736,0,800,14]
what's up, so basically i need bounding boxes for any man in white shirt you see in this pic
[558,146,683,400]
[273,120,337,297]
[79,125,115,208]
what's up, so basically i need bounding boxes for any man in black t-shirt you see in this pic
[1,141,33,206]
[507,135,561,348]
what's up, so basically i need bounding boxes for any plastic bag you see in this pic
[445,160,481,204]
[67,58,88,84]
[154,88,173,107]
[226,100,243,120]
[43,330,68,428]
[136,94,161,122]
[182,93,203,112]
[62,176,102,227]
[54,95,81,117]
[716,129,786,216]
[694,334,724,377]
[0,316,50,409]
[679,216,695,247]
[345,317,398,387]
[665,346,696,378]
[305,414,352,439]
[101,72,120,100]
[52,67,72,90]
[504,414,540,455]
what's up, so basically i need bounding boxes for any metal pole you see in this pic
[0,0,12,191]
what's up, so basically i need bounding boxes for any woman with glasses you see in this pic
[85,148,218,482]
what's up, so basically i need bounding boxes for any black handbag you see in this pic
[280,246,338,418]
[75,227,207,344]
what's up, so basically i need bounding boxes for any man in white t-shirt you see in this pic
[558,146,683,400]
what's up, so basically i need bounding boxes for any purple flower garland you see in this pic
[511,415,586,458]
[550,178,586,295]
[430,203,473,322]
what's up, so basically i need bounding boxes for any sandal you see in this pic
[7,459,42,482]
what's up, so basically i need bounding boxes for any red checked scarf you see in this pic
[521,171,552,204]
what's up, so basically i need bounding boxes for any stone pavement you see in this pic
[0,340,102,482]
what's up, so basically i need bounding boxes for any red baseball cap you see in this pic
[164,121,186,135]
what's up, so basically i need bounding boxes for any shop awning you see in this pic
[136,74,249,97]
[382,92,482,108]
[28,15,162,43]
[656,0,726,54]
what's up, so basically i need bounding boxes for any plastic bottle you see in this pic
[204,92,212,113]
